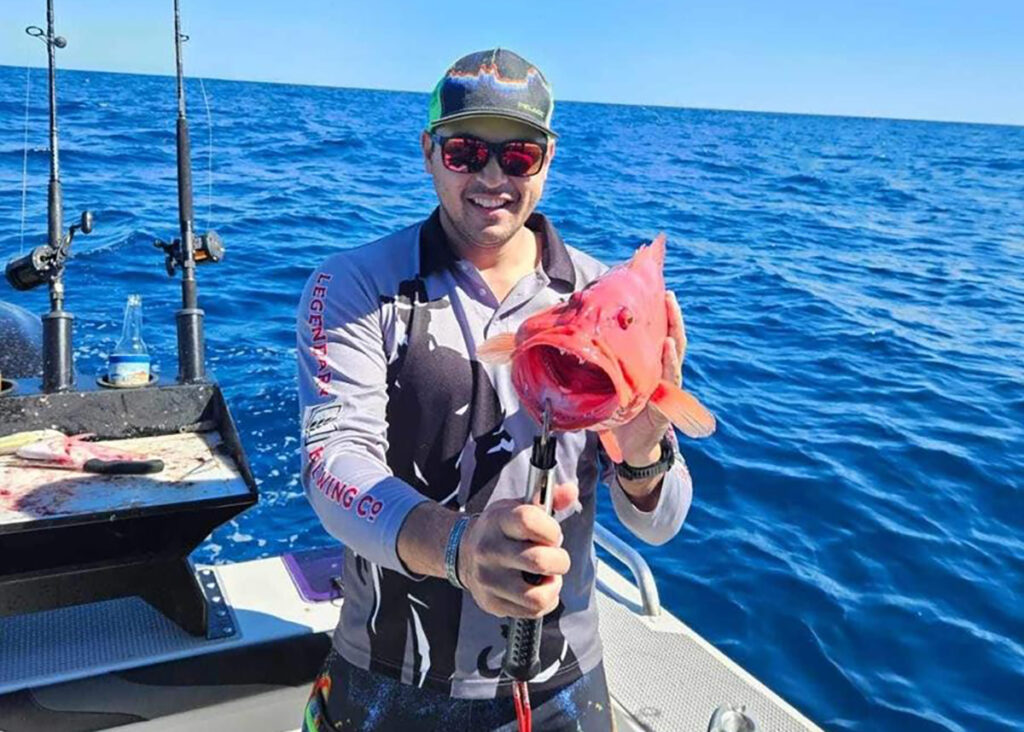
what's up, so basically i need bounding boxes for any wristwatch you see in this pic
[614,434,675,481]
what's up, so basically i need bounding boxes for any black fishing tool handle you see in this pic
[505,615,544,681]
[503,433,557,681]
[82,458,165,475]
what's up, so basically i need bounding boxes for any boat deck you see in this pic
[0,545,821,731]
[596,560,819,731]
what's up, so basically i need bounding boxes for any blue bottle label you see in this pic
[108,354,151,386]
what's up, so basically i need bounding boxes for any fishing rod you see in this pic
[154,0,223,384]
[503,400,557,732]
[5,0,93,393]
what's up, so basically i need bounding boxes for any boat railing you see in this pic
[593,523,661,617]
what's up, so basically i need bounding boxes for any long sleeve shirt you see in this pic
[296,208,692,698]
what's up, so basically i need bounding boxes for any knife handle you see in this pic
[82,458,165,475]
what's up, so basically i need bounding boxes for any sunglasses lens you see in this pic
[442,137,489,173]
[500,142,545,176]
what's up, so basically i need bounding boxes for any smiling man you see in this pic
[297,49,695,731]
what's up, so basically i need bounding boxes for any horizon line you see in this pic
[2,62,1022,131]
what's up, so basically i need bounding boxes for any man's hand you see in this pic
[458,482,578,619]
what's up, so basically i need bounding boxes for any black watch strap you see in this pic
[614,434,675,481]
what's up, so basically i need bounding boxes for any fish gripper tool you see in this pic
[504,401,556,732]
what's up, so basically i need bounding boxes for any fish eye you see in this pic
[617,307,634,329]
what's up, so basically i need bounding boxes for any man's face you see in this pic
[421,117,555,250]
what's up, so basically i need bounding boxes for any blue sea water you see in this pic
[1,65,1022,731]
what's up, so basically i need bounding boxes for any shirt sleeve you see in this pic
[297,256,428,575]
[602,430,692,545]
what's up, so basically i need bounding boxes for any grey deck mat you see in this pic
[0,595,237,695]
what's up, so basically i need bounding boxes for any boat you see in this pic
[0,2,824,730]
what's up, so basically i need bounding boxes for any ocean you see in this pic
[0,65,1022,731]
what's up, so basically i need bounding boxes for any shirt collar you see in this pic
[418,207,577,297]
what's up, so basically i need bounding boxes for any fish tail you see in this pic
[650,381,716,438]
[0,429,64,456]
[475,333,517,364]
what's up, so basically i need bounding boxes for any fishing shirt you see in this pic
[296,208,693,699]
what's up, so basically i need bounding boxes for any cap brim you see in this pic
[429,109,558,139]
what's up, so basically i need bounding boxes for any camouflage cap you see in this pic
[428,49,556,138]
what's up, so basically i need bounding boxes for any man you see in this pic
[297,48,694,731]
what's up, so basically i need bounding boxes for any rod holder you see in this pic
[176,308,205,383]
[41,308,73,392]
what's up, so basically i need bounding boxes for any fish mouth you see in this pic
[512,333,627,430]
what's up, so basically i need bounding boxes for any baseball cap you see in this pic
[428,49,557,138]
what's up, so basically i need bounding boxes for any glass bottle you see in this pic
[108,294,151,386]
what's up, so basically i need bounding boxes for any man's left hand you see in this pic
[610,291,685,466]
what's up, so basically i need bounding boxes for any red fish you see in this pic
[477,234,716,462]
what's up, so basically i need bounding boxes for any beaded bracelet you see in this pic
[445,515,472,590]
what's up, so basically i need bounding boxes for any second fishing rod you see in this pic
[155,0,224,384]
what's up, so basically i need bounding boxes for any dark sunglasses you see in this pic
[430,133,547,177]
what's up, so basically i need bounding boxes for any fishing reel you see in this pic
[154,231,224,277]
[5,210,93,291]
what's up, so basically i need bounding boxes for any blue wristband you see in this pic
[445,515,472,589]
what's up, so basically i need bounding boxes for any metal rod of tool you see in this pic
[172,0,205,383]
[503,402,557,683]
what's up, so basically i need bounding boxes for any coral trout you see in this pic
[477,234,715,461]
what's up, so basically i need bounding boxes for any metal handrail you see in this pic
[593,523,661,616]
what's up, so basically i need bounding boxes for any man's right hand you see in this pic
[458,482,579,619]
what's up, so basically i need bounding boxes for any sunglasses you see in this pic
[430,134,547,177]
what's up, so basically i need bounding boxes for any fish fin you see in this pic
[631,232,667,270]
[475,333,517,364]
[598,430,624,463]
[649,232,667,267]
[650,381,717,438]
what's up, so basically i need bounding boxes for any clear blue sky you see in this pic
[4,0,1023,126]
